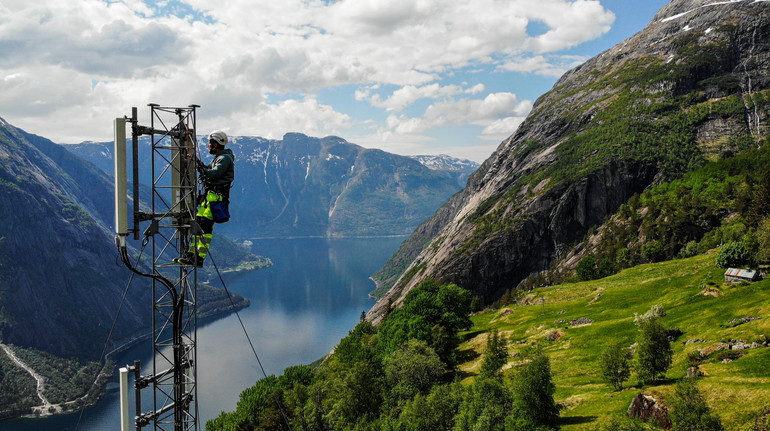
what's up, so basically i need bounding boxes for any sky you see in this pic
[0,0,671,162]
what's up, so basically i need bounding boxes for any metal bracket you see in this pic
[143,220,160,237]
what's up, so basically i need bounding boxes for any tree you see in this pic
[641,240,665,263]
[327,360,384,428]
[384,339,446,405]
[616,247,632,269]
[377,280,472,367]
[479,329,508,380]
[635,316,672,385]
[756,216,770,263]
[507,347,559,429]
[715,240,756,268]
[600,341,632,391]
[455,378,511,431]
[334,321,379,365]
[576,256,598,281]
[669,378,724,431]
[397,383,464,431]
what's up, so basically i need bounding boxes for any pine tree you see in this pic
[479,329,508,380]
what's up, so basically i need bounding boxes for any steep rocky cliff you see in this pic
[369,0,770,322]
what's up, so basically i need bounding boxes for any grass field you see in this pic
[458,253,770,430]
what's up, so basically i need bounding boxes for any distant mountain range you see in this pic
[407,154,478,186]
[67,134,477,239]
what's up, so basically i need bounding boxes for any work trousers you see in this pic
[189,191,222,260]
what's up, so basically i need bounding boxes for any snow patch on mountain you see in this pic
[410,154,479,172]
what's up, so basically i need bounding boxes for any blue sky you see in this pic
[0,0,672,162]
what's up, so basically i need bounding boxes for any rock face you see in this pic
[68,134,467,239]
[627,393,672,429]
[369,0,770,322]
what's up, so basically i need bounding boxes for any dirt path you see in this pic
[0,343,54,413]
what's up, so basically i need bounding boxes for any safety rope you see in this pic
[75,240,148,431]
[205,248,294,431]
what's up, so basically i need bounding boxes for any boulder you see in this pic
[627,393,672,429]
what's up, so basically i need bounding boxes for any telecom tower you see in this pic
[114,104,202,431]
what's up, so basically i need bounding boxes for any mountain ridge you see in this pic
[368,0,770,322]
[66,133,473,239]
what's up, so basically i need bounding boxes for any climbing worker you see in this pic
[174,130,235,268]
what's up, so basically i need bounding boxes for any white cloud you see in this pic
[0,0,615,154]
[526,0,616,53]
[384,92,532,134]
[358,83,487,112]
[498,54,589,77]
[220,97,352,140]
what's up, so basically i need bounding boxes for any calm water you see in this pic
[3,236,404,431]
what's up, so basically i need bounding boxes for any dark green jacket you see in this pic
[200,148,234,194]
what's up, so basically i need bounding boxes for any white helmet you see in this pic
[209,130,228,146]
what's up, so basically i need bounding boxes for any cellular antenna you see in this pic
[114,104,201,431]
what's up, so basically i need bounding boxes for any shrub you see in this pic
[714,350,744,362]
[687,351,707,367]
[599,416,657,430]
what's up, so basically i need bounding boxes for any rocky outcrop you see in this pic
[627,393,672,429]
[369,0,770,322]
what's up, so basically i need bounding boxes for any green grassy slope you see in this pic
[459,253,770,430]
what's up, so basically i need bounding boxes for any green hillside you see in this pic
[461,253,770,430]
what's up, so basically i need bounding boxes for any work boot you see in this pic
[173,253,204,268]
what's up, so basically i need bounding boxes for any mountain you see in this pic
[369,0,770,322]
[0,118,149,359]
[68,133,466,239]
[0,118,252,360]
[408,154,479,187]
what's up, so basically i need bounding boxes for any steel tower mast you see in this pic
[114,104,202,431]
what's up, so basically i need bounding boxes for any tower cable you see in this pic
[75,240,148,431]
